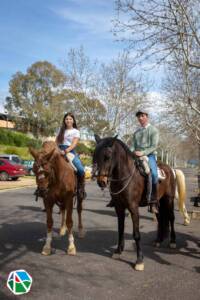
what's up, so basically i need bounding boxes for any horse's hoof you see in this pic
[154,242,160,248]
[169,242,176,249]
[42,247,51,256]
[67,245,76,255]
[60,227,67,236]
[184,218,190,226]
[112,252,121,260]
[78,229,85,238]
[135,263,144,271]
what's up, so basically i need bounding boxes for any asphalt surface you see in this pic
[0,170,199,300]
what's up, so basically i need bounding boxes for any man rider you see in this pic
[132,108,159,213]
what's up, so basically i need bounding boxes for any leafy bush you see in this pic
[80,155,92,166]
[77,142,94,155]
[0,128,41,148]
[0,145,33,160]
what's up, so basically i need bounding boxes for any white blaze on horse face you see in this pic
[38,174,45,180]
[38,166,44,172]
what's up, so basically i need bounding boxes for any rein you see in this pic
[109,165,136,195]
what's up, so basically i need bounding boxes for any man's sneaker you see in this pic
[149,203,158,214]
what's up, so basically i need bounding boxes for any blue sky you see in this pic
[0,0,163,112]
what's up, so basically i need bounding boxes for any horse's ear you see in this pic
[94,134,101,144]
[43,148,55,161]
[29,147,38,159]
[108,135,118,147]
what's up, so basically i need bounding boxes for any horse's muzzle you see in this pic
[97,176,108,189]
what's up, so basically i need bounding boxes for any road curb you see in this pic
[0,185,36,193]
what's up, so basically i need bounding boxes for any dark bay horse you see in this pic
[93,135,188,271]
[30,141,84,256]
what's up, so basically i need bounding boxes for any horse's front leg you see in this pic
[66,195,76,255]
[130,207,144,271]
[42,202,53,256]
[112,204,125,259]
[60,208,67,236]
[77,195,84,238]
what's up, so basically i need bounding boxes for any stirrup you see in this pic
[148,200,158,204]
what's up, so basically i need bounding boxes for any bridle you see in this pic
[94,147,136,195]
[34,160,55,198]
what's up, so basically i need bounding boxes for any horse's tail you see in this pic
[174,169,190,225]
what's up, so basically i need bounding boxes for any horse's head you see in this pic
[93,134,118,189]
[29,146,56,197]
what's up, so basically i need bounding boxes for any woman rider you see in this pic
[56,112,86,199]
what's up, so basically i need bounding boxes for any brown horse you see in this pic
[30,141,84,256]
[93,135,188,271]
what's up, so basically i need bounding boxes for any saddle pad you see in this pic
[66,153,77,172]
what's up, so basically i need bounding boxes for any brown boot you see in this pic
[149,183,158,214]
[77,175,86,199]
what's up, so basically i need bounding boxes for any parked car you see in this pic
[0,154,22,164]
[21,160,35,175]
[0,158,27,181]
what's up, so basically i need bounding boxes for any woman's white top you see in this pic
[63,128,80,146]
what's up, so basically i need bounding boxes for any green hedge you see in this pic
[0,128,41,148]
[0,129,95,161]
[0,145,33,160]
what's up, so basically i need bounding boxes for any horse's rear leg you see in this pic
[42,204,53,255]
[112,205,125,259]
[169,200,176,248]
[60,209,67,236]
[130,208,144,271]
[66,196,76,255]
[77,196,84,238]
[154,212,163,247]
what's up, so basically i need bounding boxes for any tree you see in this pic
[115,0,200,69]
[62,47,108,136]
[164,63,200,145]
[5,61,67,137]
[98,51,147,138]
[115,0,200,142]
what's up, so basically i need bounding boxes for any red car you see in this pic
[0,158,27,181]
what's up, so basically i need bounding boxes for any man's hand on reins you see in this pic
[134,151,143,157]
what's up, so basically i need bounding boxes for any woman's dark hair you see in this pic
[56,112,78,144]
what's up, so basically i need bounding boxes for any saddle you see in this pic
[135,156,166,207]
[136,156,166,180]
[66,152,77,172]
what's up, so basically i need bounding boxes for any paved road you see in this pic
[0,172,199,300]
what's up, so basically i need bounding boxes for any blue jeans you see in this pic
[148,154,158,184]
[59,144,85,177]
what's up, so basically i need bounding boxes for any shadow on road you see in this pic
[0,218,199,272]
[18,205,44,213]
[83,208,154,222]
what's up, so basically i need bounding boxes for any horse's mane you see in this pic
[41,141,58,153]
[115,139,134,159]
[97,137,134,160]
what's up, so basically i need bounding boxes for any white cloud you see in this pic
[50,6,113,37]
